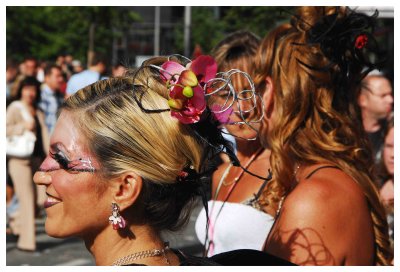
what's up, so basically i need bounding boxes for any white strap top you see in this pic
[195,200,275,257]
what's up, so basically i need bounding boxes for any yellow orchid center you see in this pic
[180,70,198,87]
[182,86,194,98]
[168,98,184,111]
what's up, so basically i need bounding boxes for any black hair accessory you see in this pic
[307,8,385,77]
[291,7,387,112]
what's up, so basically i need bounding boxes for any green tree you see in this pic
[174,7,226,55]
[173,6,293,56]
[221,6,293,38]
[6,7,141,63]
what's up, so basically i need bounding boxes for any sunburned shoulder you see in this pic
[285,166,367,216]
[268,166,373,265]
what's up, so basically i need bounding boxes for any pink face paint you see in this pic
[38,143,97,173]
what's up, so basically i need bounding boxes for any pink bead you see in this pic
[119,216,126,229]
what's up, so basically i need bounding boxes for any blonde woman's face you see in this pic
[33,111,112,238]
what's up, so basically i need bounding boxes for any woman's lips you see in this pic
[44,194,62,208]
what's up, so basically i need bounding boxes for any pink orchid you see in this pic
[161,55,217,124]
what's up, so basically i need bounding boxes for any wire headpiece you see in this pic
[146,54,264,141]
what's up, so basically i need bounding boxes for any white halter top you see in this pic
[195,200,275,257]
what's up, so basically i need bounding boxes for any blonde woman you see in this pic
[33,56,292,266]
[254,7,392,265]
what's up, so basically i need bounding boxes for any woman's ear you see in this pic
[111,172,143,212]
[262,76,274,118]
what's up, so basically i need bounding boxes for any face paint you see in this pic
[38,143,97,173]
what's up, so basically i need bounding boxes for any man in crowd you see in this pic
[22,57,38,77]
[358,70,393,161]
[39,64,65,135]
[66,53,107,97]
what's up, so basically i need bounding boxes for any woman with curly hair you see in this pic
[254,7,392,265]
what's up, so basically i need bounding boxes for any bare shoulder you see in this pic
[265,165,374,265]
[291,166,367,209]
[283,166,370,230]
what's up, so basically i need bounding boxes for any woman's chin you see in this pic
[45,221,69,238]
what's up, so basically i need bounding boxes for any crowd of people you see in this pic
[7,6,394,266]
[6,53,126,252]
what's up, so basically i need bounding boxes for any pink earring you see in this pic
[108,203,126,230]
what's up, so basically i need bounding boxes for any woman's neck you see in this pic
[84,225,169,266]
[235,139,263,160]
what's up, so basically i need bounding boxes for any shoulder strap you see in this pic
[213,163,232,200]
[252,169,272,201]
[305,165,340,179]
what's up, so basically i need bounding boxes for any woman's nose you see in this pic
[33,171,52,185]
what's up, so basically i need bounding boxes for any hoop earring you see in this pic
[109,203,126,230]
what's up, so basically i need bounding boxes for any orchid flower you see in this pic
[161,55,217,124]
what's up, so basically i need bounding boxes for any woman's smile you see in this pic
[44,192,62,208]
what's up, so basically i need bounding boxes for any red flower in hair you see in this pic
[355,34,368,49]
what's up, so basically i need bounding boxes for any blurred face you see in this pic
[98,62,106,74]
[112,66,126,77]
[73,65,83,73]
[33,111,111,238]
[6,66,18,82]
[65,55,73,64]
[21,85,37,105]
[214,73,260,141]
[361,77,393,120]
[45,67,64,91]
[383,127,394,176]
[24,60,37,77]
[56,56,65,65]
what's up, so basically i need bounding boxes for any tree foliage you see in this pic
[221,6,293,37]
[173,6,293,55]
[6,7,141,63]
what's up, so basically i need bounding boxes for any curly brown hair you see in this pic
[254,7,392,265]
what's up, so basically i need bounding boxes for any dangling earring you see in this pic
[109,203,126,230]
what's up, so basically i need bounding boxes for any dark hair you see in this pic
[90,52,108,66]
[6,58,18,70]
[44,64,61,77]
[24,56,37,64]
[15,76,41,106]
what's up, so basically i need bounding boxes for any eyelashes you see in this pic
[50,150,70,169]
[38,150,97,173]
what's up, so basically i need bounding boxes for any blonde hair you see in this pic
[62,60,207,231]
[255,7,392,265]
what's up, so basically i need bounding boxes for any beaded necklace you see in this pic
[112,242,170,266]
